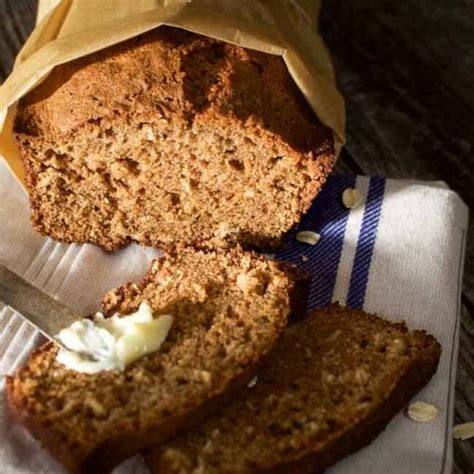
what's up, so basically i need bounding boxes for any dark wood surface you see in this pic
[0,0,472,472]
[320,2,474,472]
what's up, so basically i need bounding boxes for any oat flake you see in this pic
[453,422,474,441]
[342,188,363,209]
[407,401,439,423]
[296,231,321,245]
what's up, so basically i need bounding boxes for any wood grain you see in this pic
[321,2,474,468]
[0,0,473,471]
[321,0,474,301]
[0,0,36,78]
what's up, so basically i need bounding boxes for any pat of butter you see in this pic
[56,302,172,374]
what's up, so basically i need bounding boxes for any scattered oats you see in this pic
[248,376,258,388]
[325,329,342,342]
[199,370,211,384]
[181,177,191,193]
[296,231,321,245]
[342,188,363,209]
[301,255,309,262]
[133,369,146,382]
[192,283,207,302]
[407,401,439,423]
[453,422,474,441]
[288,437,301,449]
[202,439,213,453]
[324,373,336,383]
[142,125,155,141]
[307,421,318,432]
[236,272,263,294]
[354,367,370,385]
[215,222,239,239]
[86,397,106,417]
[243,189,255,199]
[389,337,407,354]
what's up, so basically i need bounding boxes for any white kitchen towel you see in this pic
[0,159,468,474]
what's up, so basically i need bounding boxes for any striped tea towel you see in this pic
[0,160,469,474]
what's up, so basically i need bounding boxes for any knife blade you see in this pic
[0,264,80,345]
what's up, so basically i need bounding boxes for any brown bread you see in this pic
[146,305,441,474]
[13,26,334,252]
[6,248,301,473]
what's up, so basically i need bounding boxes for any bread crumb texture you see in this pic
[14,26,334,251]
[6,248,295,472]
[147,305,441,474]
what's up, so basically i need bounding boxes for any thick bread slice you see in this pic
[14,26,334,252]
[7,248,300,473]
[146,305,441,474]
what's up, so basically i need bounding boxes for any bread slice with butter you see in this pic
[146,305,441,474]
[7,248,304,473]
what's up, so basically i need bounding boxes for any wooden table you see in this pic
[1,0,472,472]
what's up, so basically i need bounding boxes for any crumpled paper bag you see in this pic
[0,0,344,188]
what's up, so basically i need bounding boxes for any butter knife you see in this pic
[0,264,80,346]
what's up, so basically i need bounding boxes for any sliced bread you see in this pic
[14,26,334,251]
[7,248,301,473]
[146,304,441,474]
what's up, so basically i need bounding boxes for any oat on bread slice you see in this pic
[145,304,441,474]
[13,26,334,252]
[6,248,301,473]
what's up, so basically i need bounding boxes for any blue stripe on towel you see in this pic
[276,175,355,310]
[346,176,386,309]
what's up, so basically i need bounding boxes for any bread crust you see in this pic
[6,248,309,473]
[6,363,259,474]
[262,333,441,474]
[13,26,335,252]
[145,305,441,474]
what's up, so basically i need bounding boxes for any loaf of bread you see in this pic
[146,305,441,474]
[13,26,334,251]
[6,248,302,473]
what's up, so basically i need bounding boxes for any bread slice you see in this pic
[6,248,302,473]
[13,26,334,252]
[145,305,441,474]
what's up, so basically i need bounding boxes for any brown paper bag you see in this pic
[0,0,344,188]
